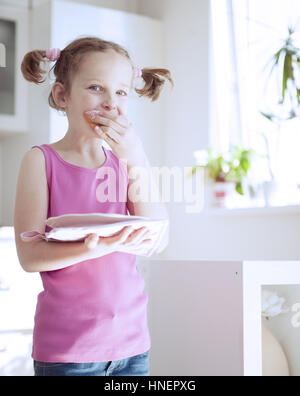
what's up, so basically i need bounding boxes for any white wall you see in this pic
[32,0,138,12]
[54,0,138,13]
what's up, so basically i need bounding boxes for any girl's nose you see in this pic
[101,101,117,112]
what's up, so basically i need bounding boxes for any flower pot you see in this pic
[212,182,236,208]
[262,322,290,376]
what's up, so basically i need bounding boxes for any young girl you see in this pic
[14,36,173,377]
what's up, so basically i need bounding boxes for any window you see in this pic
[210,0,300,186]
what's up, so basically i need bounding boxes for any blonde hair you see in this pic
[21,36,174,111]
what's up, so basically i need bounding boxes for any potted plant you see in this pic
[263,26,300,121]
[187,145,255,208]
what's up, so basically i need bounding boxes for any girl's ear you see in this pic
[51,82,68,110]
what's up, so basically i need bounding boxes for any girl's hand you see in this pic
[84,108,146,167]
[84,225,153,259]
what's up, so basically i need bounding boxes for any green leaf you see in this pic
[265,48,284,80]
[186,166,201,179]
[288,26,295,35]
[297,88,300,104]
[260,111,274,122]
[282,52,295,102]
[240,157,250,173]
[282,53,289,101]
[287,52,294,80]
[236,181,243,195]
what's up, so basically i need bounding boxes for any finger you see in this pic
[130,228,150,244]
[132,239,153,249]
[93,116,126,135]
[93,107,130,128]
[95,126,119,145]
[115,226,135,242]
[94,126,108,141]
[100,126,122,144]
[122,227,150,246]
[108,226,132,241]
[85,110,130,131]
[120,227,140,246]
[127,239,153,254]
[108,227,133,250]
[84,233,98,249]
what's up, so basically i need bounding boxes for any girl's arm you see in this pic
[89,108,169,253]
[126,154,169,254]
[17,239,102,273]
[14,148,151,272]
[13,148,97,273]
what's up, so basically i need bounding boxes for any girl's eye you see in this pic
[89,85,103,92]
[89,86,127,96]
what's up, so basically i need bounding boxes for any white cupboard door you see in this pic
[0,6,29,134]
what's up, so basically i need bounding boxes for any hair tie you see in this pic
[45,48,61,62]
[134,66,142,78]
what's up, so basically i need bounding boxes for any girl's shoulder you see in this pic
[28,145,49,169]
[20,146,48,181]
[16,147,48,206]
[26,145,47,163]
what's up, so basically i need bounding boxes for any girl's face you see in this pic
[61,50,133,132]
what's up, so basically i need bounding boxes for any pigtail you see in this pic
[20,50,49,84]
[135,68,174,102]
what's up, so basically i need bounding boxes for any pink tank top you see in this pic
[30,144,151,363]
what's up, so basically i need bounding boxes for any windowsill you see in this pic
[203,204,300,216]
[0,227,14,239]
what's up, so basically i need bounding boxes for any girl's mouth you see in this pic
[83,112,104,128]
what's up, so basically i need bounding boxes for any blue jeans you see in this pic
[33,350,150,376]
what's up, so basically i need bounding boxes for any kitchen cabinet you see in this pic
[144,259,300,376]
[0,5,29,134]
